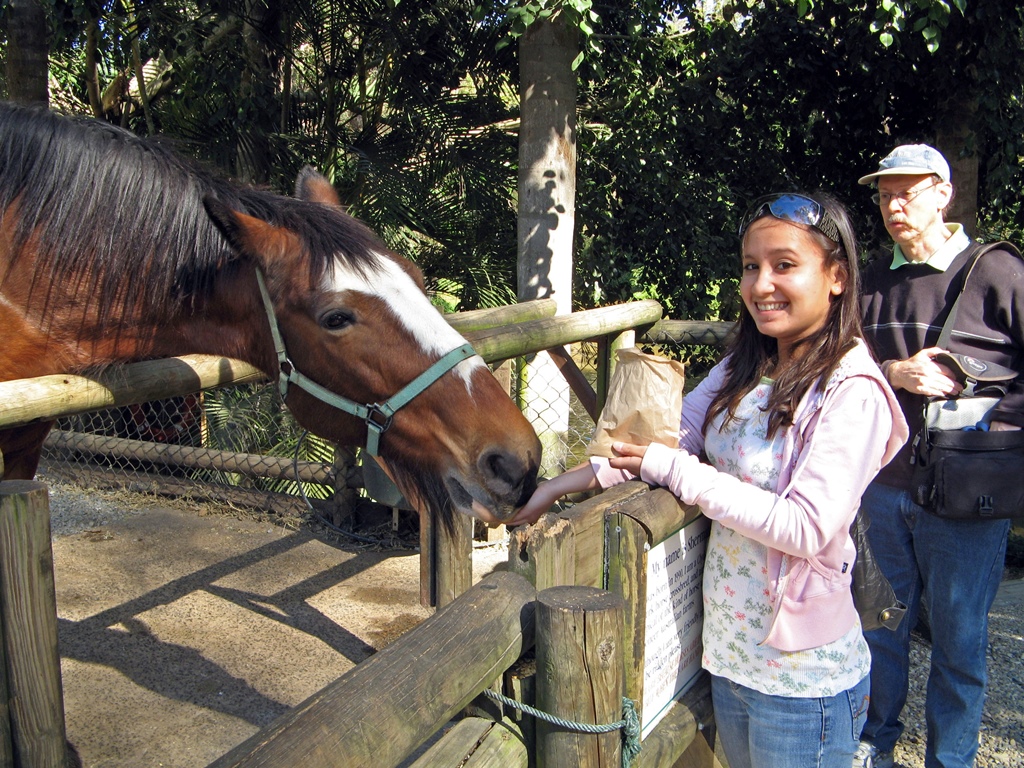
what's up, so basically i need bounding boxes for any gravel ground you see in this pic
[890,595,1024,768]
[38,479,1024,767]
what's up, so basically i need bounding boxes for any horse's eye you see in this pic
[321,309,354,331]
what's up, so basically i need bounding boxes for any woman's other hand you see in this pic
[608,441,648,476]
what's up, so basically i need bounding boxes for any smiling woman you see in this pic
[512,191,909,768]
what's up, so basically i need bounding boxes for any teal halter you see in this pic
[255,269,476,456]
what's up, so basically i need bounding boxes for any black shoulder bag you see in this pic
[850,507,906,631]
[910,241,1024,519]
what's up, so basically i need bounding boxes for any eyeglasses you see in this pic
[871,182,938,207]
[738,193,841,243]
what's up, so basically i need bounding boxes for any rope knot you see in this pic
[483,689,642,768]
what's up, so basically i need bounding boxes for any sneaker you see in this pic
[852,741,895,768]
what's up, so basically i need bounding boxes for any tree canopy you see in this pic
[572,0,1023,322]
[1,0,1021,325]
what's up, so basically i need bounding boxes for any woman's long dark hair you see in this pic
[702,192,863,439]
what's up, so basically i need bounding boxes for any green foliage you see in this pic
[570,0,1024,329]
[7,0,1024,327]
[491,0,600,70]
[31,0,524,312]
[201,384,334,499]
[733,0,967,52]
[574,4,743,322]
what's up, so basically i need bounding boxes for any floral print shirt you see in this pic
[700,378,870,697]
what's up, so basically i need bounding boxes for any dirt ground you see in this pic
[34,478,1024,768]
[42,478,507,768]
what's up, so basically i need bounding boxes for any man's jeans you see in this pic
[711,673,869,768]
[859,481,1008,768]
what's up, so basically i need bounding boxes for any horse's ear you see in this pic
[203,196,297,268]
[295,166,342,207]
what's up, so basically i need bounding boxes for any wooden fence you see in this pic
[0,481,73,768]
[0,300,734,767]
[0,299,734,609]
[201,481,720,767]
[0,476,718,768]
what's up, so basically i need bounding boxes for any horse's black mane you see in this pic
[0,101,386,325]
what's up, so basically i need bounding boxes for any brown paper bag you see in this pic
[586,347,686,458]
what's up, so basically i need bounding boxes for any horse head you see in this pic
[203,169,541,531]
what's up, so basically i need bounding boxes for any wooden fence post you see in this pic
[0,481,71,768]
[596,330,635,415]
[607,489,718,767]
[535,585,625,768]
[1,607,12,768]
[433,511,474,608]
[0,452,7,768]
[329,444,358,527]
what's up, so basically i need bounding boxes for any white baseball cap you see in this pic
[857,144,951,185]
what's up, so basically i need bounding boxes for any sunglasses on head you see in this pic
[738,193,841,243]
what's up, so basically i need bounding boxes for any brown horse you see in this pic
[0,101,540,529]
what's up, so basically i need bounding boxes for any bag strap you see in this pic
[937,241,1024,349]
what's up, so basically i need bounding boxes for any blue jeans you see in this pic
[859,481,1008,768]
[711,674,869,768]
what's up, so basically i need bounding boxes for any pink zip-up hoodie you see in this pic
[592,340,908,651]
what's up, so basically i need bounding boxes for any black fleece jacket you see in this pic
[860,241,1024,487]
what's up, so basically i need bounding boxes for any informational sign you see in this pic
[640,515,711,738]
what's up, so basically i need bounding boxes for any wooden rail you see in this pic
[43,429,335,484]
[209,571,537,768]
[0,300,665,432]
[0,355,265,432]
[462,300,663,361]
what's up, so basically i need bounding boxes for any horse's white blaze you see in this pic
[325,253,484,388]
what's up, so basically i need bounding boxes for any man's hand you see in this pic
[887,347,963,397]
[990,421,1022,432]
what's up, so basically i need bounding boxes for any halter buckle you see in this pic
[365,404,394,434]
[364,405,395,457]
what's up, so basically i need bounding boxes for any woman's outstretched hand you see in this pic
[507,478,562,526]
[508,462,600,526]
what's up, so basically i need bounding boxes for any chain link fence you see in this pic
[38,322,735,530]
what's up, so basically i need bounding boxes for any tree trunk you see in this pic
[935,95,979,237]
[4,0,48,106]
[517,15,578,312]
[235,0,282,184]
[517,15,579,475]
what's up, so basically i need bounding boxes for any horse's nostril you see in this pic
[482,449,514,486]
[479,447,540,506]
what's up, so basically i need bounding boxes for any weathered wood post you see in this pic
[0,481,71,768]
[596,330,635,414]
[607,488,718,767]
[329,444,358,527]
[535,585,626,768]
[434,512,474,608]
[1,605,12,768]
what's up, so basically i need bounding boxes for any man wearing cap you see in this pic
[854,144,1024,768]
